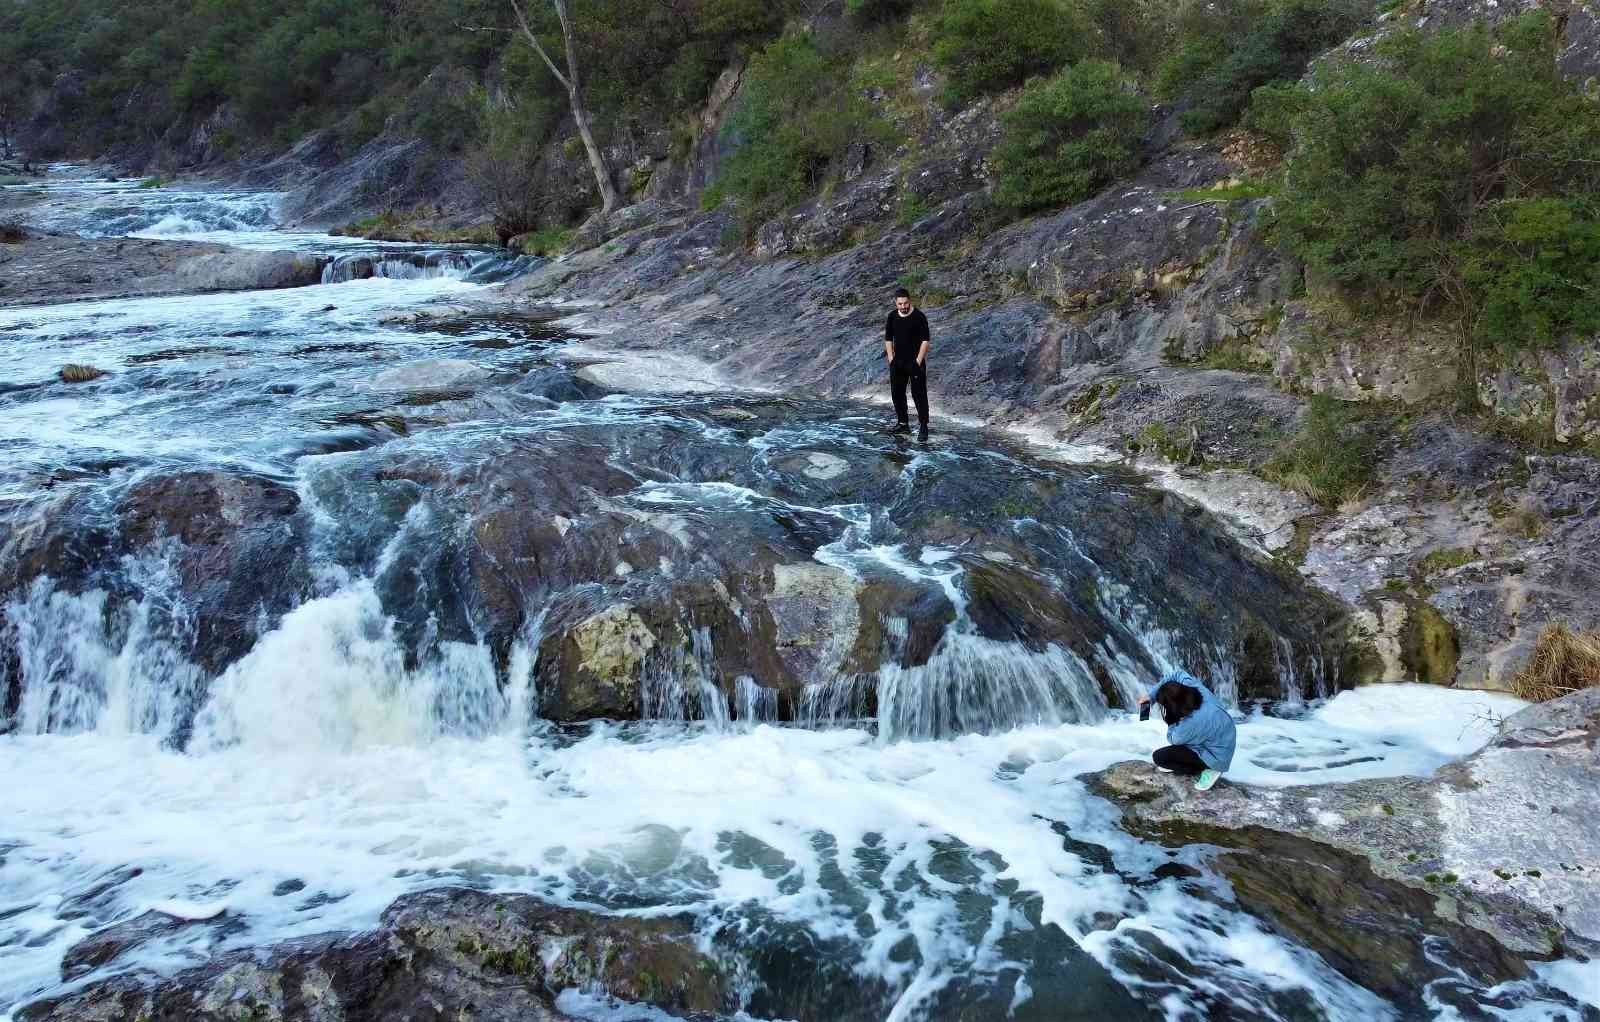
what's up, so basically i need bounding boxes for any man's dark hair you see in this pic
[1154,680,1203,726]
[894,287,911,299]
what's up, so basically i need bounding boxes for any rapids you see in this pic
[1,170,1595,1021]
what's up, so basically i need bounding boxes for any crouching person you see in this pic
[1137,668,1236,791]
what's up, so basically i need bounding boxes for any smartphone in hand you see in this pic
[1139,703,1151,722]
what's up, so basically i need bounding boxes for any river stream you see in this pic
[0,170,1593,1021]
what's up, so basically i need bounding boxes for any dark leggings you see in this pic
[1153,744,1208,776]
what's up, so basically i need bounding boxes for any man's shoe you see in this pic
[918,425,929,442]
[1194,768,1221,791]
[892,422,911,435]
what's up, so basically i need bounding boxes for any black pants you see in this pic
[1153,744,1208,776]
[890,363,929,426]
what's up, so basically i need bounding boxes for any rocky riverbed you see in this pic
[0,228,325,307]
[2,153,1598,1020]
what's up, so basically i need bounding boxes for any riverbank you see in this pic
[1088,687,1600,1016]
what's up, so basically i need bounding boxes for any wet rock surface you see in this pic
[0,471,311,735]
[1086,688,1600,1012]
[303,393,1354,728]
[0,230,325,307]
[18,887,729,1022]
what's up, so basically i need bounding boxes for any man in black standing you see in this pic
[884,287,931,441]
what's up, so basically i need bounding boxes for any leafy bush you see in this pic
[1263,395,1379,506]
[1464,199,1600,352]
[1080,0,1175,78]
[931,0,1092,105]
[717,32,890,216]
[1267,14,1600,364]
[1156,0,1371,135]
[847,0,917,23]
[992,60,1148,213]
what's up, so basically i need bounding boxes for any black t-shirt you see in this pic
[885,308,930,366]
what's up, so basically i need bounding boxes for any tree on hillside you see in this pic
[508,0,621,214]
[0,100,15,160]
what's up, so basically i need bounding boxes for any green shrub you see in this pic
[847,0,917,23]
[1157,0,1371,135]
[717,32,891,216]
[931,0,1092,105]
[1464,198,1600,353]
[992,60,1148,214]
[1081,0,1175,78]
[1241,80,1306,148]
[1263,395,1379,506]
[1267,13,1600,369]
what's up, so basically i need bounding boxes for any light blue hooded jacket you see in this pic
[1148,668,1237,772]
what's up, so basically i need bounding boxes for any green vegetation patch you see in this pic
[992,60,1149,215]
[1264,13,1600,392]
[1262,395,1380,506]
[718,31,893,222]
[1417,547,1477,577]
[931,0,1093,106]
[1155,0,1373,135]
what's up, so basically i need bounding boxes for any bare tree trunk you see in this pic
[508,0,621,215]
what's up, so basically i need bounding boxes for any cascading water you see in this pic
[319,249,491,284]
[2,171,1595,1022]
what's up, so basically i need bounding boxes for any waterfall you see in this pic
[320,250,490,284]
[640,625,732,727]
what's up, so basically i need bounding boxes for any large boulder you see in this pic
[1086,688,1600,1013]
[17,887,729,1022]
[172,249,326,292]
[117,471,310,676]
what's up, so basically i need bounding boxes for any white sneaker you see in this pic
[1194,769,1221,791]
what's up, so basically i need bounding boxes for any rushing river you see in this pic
[0,172,1594,1021]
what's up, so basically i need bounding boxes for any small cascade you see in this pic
[735,675,780,723]
[4,563,207,738]
[464,253,545,284]
[640,626,732,727]
[103,192,281,239]
[875,636,1111,741]
[320,249,488,285]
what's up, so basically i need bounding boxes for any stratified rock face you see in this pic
[17,887,729,1022]
[766,563,861,687]
[1086,688,1600,1012]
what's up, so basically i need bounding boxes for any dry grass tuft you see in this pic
[0,219,27,243]
[58,364,107,384]
[1511,623,1600,703]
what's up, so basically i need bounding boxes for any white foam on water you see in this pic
[0,657,1538,1019]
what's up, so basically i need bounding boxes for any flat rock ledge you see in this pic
[18,888,728,1022]
[1085,688,1600,1012]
